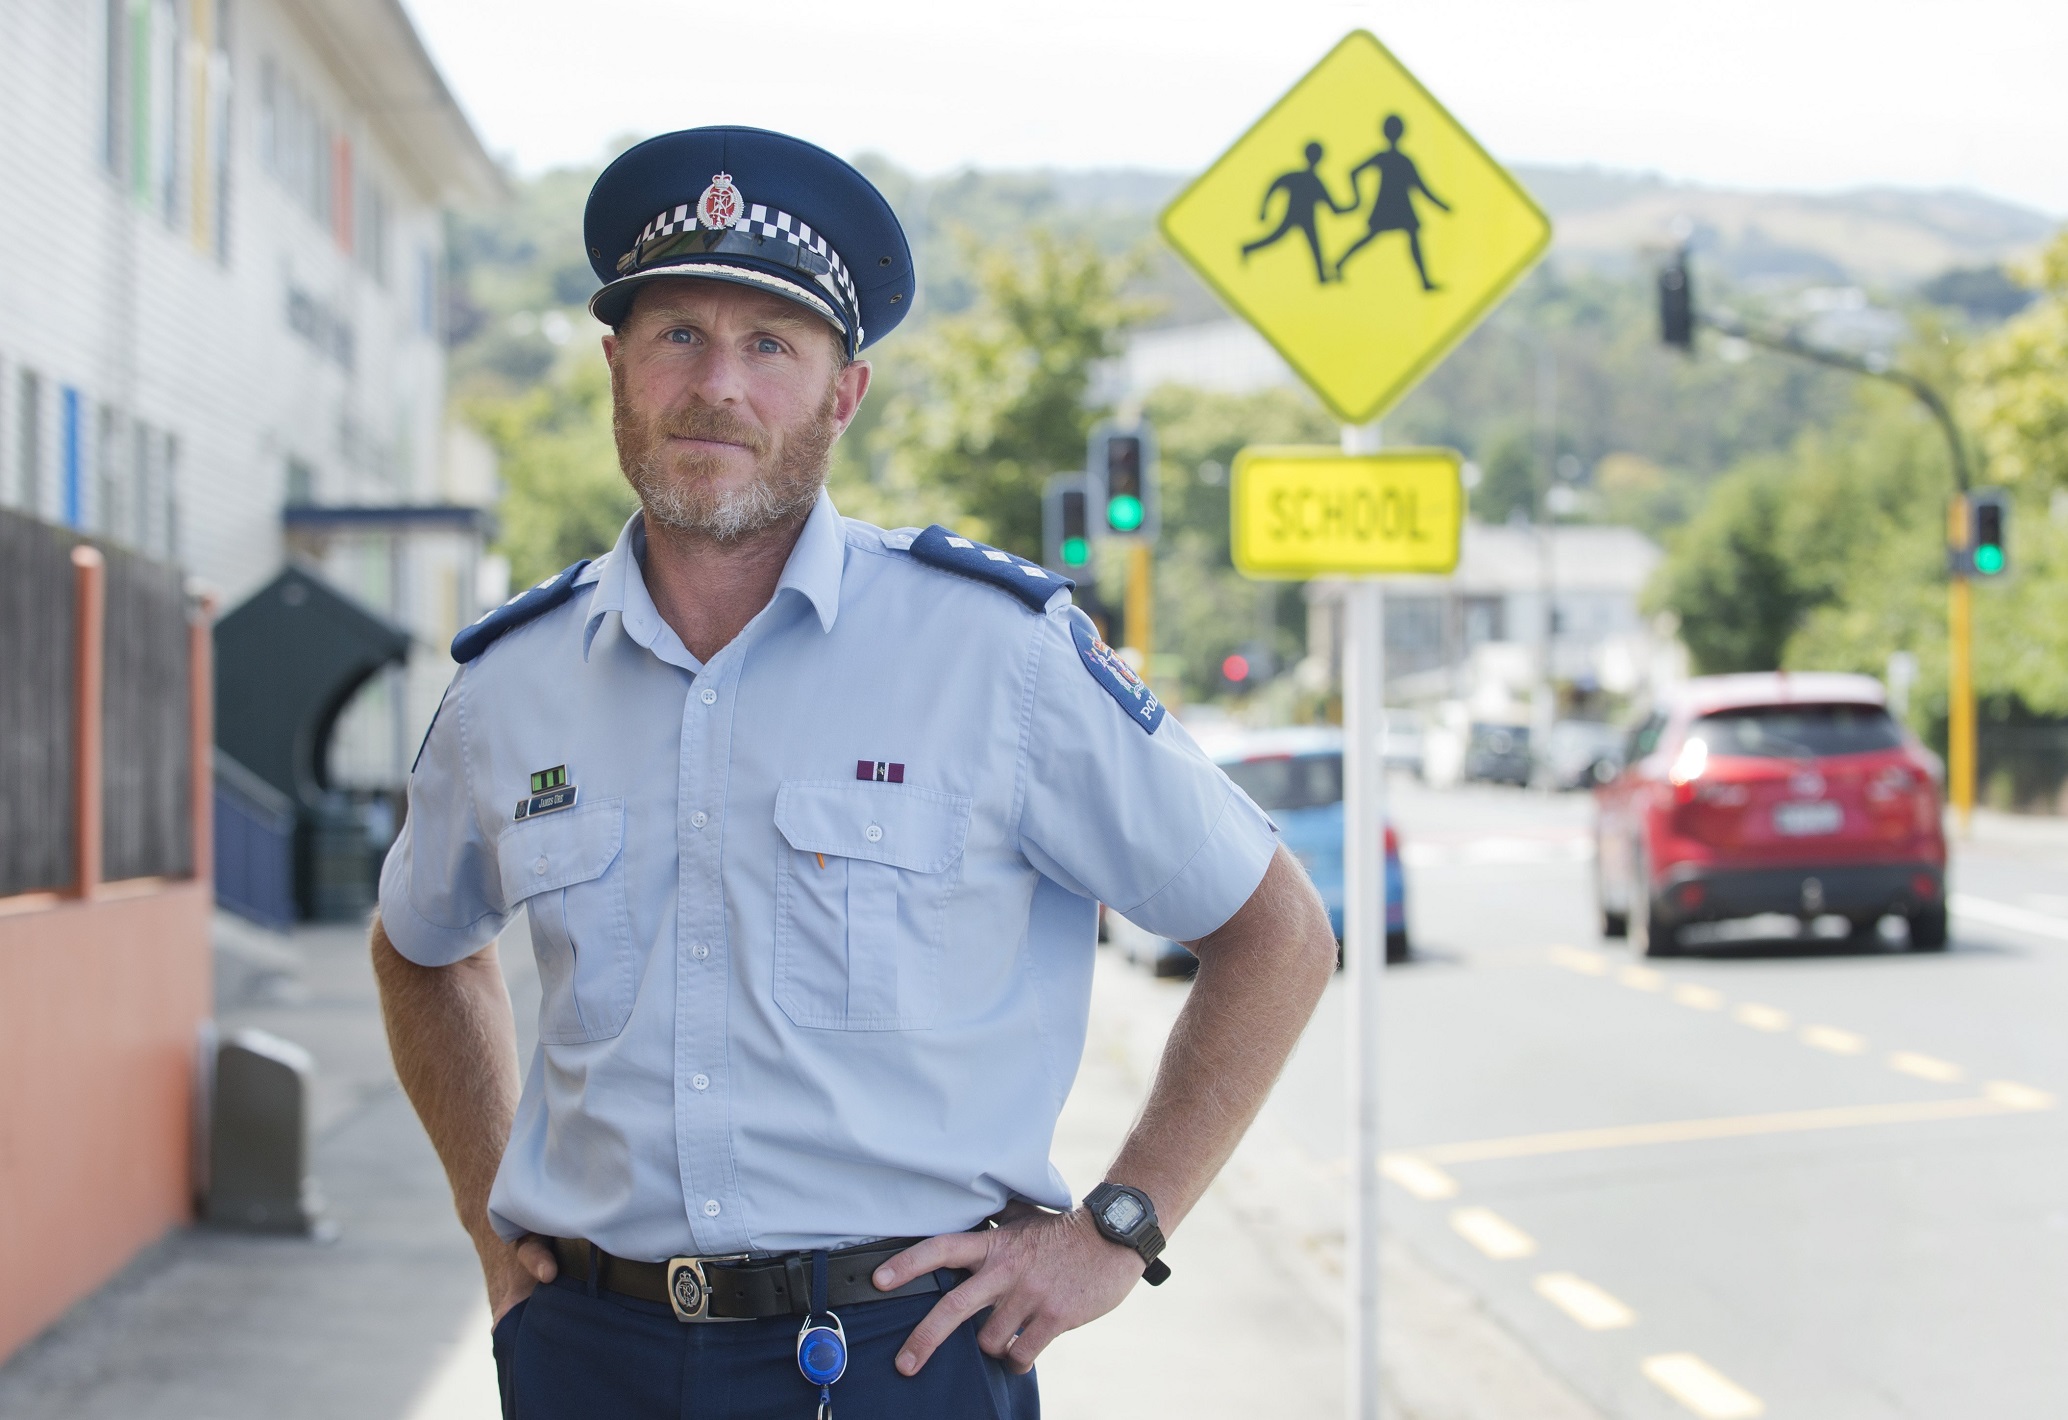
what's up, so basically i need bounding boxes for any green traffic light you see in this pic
[1107,494,1144,532]
[1061,536,1089,567]
[1975,544,2005,575]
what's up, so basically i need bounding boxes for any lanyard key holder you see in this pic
[796,1250,847,1419]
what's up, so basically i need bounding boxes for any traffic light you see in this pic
[1659,250,1695,351]
[1088,421,1158,539]
[1041,473,1091,574]
[1970,489,2009,577]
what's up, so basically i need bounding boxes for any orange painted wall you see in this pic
[0,882,212,1363]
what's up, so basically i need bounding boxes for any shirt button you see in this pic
[533,856,549,875]
[691,810,709,829]
[691,1073,710,1091]
[702,1199,722,1218]
[691,942,710,961]
[864,824,883,843]
[699,688,717,705]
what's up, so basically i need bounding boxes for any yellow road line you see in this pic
[1377,1154,1459,1200]
[1619,964,1664,991]
[1534,1272,1636,1330]
[1801,1024,1866,1055]
[1549,945,1609,975]
[1672,983,1725,1010]
[1889,1051,1964,1083]
[1642,1353,1765,1418]
[1450,1206,1537,1259]
[1732,1002,1790,1032]
[1403,1089,2054,1166]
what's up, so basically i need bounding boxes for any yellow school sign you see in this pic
[1232,448,1463,578]
[1161,30,1551,427]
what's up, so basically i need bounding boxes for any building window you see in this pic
[356,177,389,285]
[61,388,84,530]
[103,0,232,259]
[16,370,42,513]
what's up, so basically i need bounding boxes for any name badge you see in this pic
[515,765,578,820]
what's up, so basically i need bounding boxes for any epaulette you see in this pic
[450,560,591,664]
[905,526,1073,613]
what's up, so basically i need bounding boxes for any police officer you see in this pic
[372,126,1336,1419]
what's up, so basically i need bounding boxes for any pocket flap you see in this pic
[774,781,971,874]
[497,798,624,906]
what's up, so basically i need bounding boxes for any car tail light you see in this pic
[1384,825,1399,859]
[1867,765,1922,802]
[1695,781,1750,807]
[1911,873,1938,899]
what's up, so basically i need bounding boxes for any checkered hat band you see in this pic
[634,202,858,314]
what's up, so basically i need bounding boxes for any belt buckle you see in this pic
[665,1253,750,1322]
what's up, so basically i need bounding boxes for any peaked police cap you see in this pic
[584,126,915,355]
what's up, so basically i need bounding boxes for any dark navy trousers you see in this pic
[494,1272,1040,1419]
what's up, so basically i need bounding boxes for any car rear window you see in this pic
[1690,704,1903,759]
[1221,752,1343,811]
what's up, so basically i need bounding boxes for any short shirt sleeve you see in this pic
[1017,607,1278,942]
[377,668,511,966]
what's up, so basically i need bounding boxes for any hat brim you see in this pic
[588,258,852,342]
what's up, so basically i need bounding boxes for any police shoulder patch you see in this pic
[450,560,592,664]
[906,525,1073,613]
[1069,615,1165,734]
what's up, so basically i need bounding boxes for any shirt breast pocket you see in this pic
[498,798,635,1045]
[773,781,972,1031]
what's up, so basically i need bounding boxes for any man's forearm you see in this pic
[1107,846,1336,1233]
[370,915,525,1278]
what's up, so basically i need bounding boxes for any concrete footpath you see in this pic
[0,916,1600,1420]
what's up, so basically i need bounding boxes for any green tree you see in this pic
[470,359,634,588]
[865,232,1151,557]
[1473,428,1537,524]
[1648,462,1813,673]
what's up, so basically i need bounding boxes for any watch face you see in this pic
[1101,1192,1147,1234]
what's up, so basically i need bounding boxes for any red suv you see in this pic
[1595,673,1946,957]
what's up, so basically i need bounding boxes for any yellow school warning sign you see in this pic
[1232,448,1463,578]
[1161,30,1551,426]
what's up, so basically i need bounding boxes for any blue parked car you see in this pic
[1217,728,1408,965]
[1107,727,1408,975]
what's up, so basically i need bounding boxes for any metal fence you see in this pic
[0,507,194,897]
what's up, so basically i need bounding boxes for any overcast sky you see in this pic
[398,0,2068,217]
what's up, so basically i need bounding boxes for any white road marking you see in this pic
[1619,964,1664,991]
[1801,1024,1866,1055]
[1984,1079,2056,1109]
[1641,1353,1766,1418]
[1951,892,2068,942]
[1732,1003,1791,1032]
[1672,983,1725,1010]
[1548,945,1609,975]
[1378,1154,1459,1200]
[1403,836,1593,867]
[1534,1272,1637,1330]
[1450,1206,1537,1259]
[1408,1088,2056,1165]
[1888,1051,1964,1083]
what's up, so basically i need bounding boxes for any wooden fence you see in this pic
[0,508,193,895]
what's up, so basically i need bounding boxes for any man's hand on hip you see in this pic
[487,1234,560,1326]
[875,1206,1146,1376]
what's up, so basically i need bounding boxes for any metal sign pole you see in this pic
[1340,421,1386,1418]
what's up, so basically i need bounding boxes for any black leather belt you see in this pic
[551,1236,947,1322]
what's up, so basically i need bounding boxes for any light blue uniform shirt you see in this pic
[379,492,1276,1259]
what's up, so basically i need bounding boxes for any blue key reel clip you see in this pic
[797,1250,847,1418]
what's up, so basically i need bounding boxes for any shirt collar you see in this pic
[581,490,846,663]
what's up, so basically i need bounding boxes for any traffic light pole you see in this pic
[1688,304,1979,830]
[1340,420,1386,1420]
[1125,543,1154,675]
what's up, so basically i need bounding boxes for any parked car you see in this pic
[1463,722,1532,786]
[1594,673,1946,957]
[1105,726,1410,974]
[1542,719,1623,791]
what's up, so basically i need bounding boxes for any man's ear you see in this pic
[832,359,872,435]
[602,332,618,363]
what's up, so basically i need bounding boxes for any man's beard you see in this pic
[613,376,839,543]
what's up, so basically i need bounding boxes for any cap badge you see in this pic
[697,172,743,230]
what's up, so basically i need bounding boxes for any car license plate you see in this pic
[1774,800,1843,836]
